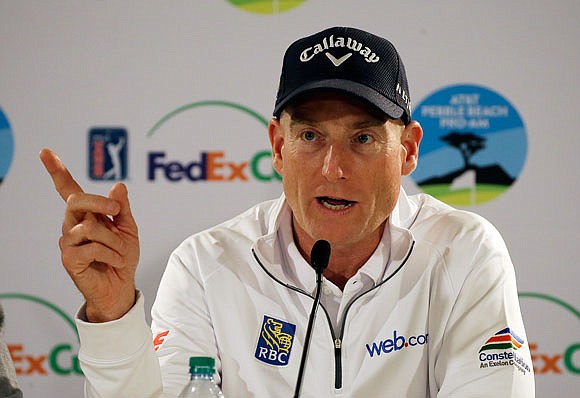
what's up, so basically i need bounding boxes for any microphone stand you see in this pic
[293,240,330,398]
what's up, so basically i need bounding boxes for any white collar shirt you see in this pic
[276,209,392,336]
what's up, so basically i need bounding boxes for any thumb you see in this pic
[109,183,137,231]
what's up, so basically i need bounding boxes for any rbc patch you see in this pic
[88,127,128,180]
[255,315,296,366]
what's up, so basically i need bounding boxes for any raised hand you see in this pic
[40,149,140,322]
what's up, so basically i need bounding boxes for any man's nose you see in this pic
[322,145,347,181]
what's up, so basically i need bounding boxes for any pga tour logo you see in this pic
[88,127,128,181]
[254,315,296,366]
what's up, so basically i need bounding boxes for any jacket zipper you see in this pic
[252,240,415,391]
[334,338,342,388]
[331,239,415,389]
[317,301,342,388]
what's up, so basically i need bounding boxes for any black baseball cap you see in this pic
[273,26,412,124]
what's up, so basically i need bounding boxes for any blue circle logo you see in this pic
[0,107,14,187]
[411,84,527,206]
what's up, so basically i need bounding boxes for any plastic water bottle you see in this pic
[178,356,224,397]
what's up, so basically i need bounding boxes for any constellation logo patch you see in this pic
[478,328,532,375]
[255,315,295,366]
[88,127,128,181]
[480,328,524,353]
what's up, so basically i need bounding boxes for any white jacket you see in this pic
[76,190,535,397]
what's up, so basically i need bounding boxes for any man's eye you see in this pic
[356,134,374,144]
[302,131,316,141]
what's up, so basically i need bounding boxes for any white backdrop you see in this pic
[0,1,579,396]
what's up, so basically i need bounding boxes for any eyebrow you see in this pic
[288,113,387,130]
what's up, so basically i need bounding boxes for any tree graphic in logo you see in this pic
[441,131,485,171]
[418,130,515,205]
[226,0,306,14]
[412,84,526,207]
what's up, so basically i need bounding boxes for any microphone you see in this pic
[294,240,331,398]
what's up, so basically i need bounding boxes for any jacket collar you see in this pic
[252,188,417,285]
[264,187,418,235]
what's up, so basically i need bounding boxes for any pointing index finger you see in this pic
[39,148,84,201]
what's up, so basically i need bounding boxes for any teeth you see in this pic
[321,198,353,210]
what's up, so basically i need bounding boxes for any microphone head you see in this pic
[311,240,331,274]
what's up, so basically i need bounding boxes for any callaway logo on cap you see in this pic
[273,26,412,124]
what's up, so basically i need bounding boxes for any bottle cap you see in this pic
[189,356,215,375]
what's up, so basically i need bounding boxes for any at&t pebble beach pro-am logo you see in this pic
[412,84,527,206]
[88,127,128,181]
[226,0,305,14]
[0,106,14,187]
[255,315,296,366]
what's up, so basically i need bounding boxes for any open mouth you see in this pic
[318,196,356,210]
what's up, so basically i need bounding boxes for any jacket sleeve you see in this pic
[429,214,535,397]
[150,242,222,398]
[76,291,165,398]
[76,239,224,398]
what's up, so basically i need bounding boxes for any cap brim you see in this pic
[273,79,405,120]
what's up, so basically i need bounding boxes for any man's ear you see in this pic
[268,118,284,175]
[401,121,423,176]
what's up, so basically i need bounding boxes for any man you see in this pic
[40,26,535,397]
[0,304,23,398]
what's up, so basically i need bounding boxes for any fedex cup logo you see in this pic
[0,293,84,395]
[146,100,281,183]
